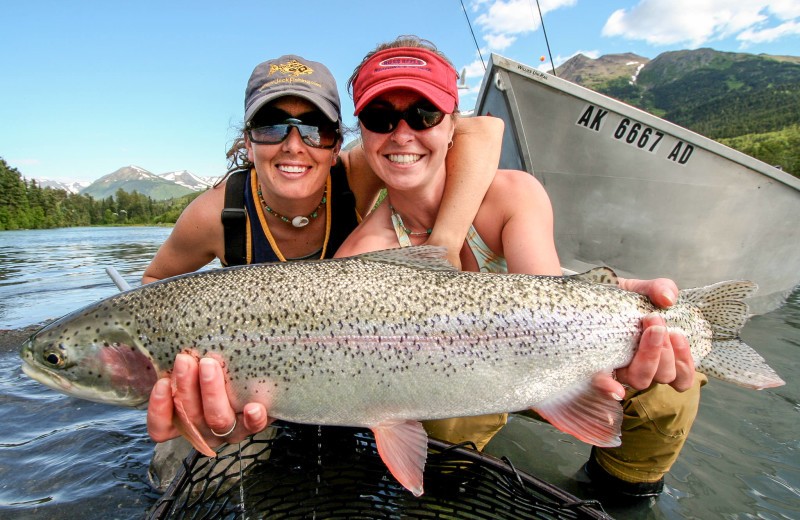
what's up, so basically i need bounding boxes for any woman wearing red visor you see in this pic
[335,36,702,500]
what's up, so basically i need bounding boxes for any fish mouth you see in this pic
[20,360,73,392]
[20,358,147,408]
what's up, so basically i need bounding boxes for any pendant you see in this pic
[292,216,310,228]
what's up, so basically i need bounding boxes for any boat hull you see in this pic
[474,53,800,314]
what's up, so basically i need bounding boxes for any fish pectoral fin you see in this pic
[533,382,622,448]
[371,420,429,496]
[172,396,217,458]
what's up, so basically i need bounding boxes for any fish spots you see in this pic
[26,250,708,422]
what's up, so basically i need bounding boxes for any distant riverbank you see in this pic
[0,323,50,354]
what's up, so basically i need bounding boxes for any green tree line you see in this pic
[0,157,202,231]
[664,84,800,140]
[718,125,800,176]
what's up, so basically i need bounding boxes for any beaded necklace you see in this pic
[389,204,432,236]
[252,171,332,262]
[257,185,327,228]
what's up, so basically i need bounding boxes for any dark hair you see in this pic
[347,35,458,113]
[210,127,251,188]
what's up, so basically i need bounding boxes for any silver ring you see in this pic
[210,418,237,437]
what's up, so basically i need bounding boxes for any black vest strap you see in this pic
[221,169,249,266]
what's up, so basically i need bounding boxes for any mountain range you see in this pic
[36,166,215,201]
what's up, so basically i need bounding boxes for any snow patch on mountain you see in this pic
[630,63,646,85]
[35,178,91,194]
[159,170,213,191]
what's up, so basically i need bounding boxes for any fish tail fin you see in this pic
[682,281,785,389]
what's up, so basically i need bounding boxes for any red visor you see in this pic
[352,47,459,115]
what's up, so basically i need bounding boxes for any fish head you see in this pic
[18,301,158,409]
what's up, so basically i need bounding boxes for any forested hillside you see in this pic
[718,125,800,175]
[0,158,201,231]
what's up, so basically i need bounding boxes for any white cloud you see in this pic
[738,20,800,44]
[484,32,518,50]
[472,0,576,52]
[601,0,800,48]
[465,58,489,78]
[475,0,540,36]
[765,1,800,20]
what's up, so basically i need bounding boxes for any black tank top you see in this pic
[223,159,359,265]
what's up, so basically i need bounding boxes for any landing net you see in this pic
[147,422,611,520]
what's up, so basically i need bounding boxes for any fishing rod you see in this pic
[533,0,557,76]
[105,266,132,291]
[459,0,557,76]
[460,0,485,71]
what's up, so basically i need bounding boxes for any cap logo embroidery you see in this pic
[269,59,313,77]
[379,57,427,67]
[259,59,322,92]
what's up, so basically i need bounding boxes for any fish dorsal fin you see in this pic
[533,380,623,448]
[371,420,429,496]
[569,267,619,286]
[357,246,457,272]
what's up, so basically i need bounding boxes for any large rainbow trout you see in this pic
[19,246,784,495]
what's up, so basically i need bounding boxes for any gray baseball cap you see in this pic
[244,55,342,124]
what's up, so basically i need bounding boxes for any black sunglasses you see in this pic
[358,102,446,133]
[247,113,340,149]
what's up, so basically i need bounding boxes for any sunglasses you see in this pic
[358,102,446,133]
[247,111,340,149]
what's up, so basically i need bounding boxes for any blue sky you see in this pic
[2,0,799,183]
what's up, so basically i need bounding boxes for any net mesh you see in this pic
[147,422,611,520]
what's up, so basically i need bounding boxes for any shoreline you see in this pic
[1,322,51,354]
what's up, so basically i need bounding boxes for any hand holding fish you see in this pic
[144,276,695,449]
[20,248,784,496]
[615,277,696,392]
[147,354,269,446]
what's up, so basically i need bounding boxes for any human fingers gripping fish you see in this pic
[18,246,785,496]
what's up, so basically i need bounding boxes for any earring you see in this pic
[448,140,454,150]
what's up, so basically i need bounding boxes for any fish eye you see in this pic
[43,349,65,368]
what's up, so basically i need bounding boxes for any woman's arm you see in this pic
[342,115,504,267]
[430,116,504,268]
[141,186,226,284]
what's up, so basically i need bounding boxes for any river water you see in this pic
[0,226,797,519]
